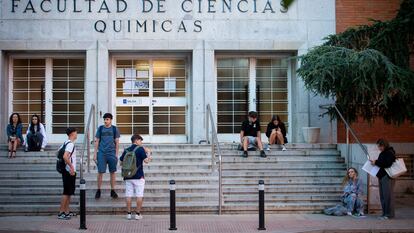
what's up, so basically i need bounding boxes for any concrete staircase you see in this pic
[0,144,218,215]
[0,143,346,216]
[220,144,346,214]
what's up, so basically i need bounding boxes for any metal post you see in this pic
[258,180,266,230]
[169,180,177,231]
[79,179,87,230]
[346,127,350,168]
[206,105,210,144]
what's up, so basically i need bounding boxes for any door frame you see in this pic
[8,53,86,143]
[110,53,191,143]
[215,53,294,143]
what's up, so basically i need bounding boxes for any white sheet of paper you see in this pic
[362,160,380,177]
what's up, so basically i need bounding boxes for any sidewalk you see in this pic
[1,198,413,233]
[1,212,414,233]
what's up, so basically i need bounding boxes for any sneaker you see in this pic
[110,190,118,199]
[378,216,389,220]
[95,189,101,199]
[58,212,70,220]
[127,213,132,220]
[265,144,271,151]
[40,148,45,152]
[242,151,248,158]
[24,147,28,152]
[67,212,77,217]
[260,150,267,158]
[282,145,287,151]
[135,213,143,220]
[347,212,352,216]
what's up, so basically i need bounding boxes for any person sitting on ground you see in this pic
[120,134,152,220]
[342,167,365,217]
[240,111,266,158]
[265,115,288,151]
[24,114,47,152]
[6,113,24,158]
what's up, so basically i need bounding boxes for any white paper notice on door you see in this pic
[164,78,176,93]
[123,80,139,94]
[362,160,380,177]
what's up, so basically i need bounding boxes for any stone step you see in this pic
[221,170,344,178]
[223,193,340,202]
[219,143,337,150]
[221,163,346,170]
[221,156,344,163]
[221,202,338,214]
[0,202,220,215]
[222,185,343,194]
[221,177,342,185]
[220,150,340,156]
[0,164,213,171]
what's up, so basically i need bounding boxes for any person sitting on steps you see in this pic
[6,113,24,158]
[24,114,47,152]
[240,111,266,158]
[266,115,287,151]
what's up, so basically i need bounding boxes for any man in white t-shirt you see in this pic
[58,127,78,220]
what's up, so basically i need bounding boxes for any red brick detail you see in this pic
[337,118,414,143]
[336,0,401,33]
[335,0,414,143]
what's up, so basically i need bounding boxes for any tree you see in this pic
[296,0,414,125]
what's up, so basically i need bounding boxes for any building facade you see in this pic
[0,0,337,144]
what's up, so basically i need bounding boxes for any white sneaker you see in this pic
[40,148,44,152]
[135,213,143,220]
[127,213,132,220]
[282,145,287,151]
[347,212,352,216]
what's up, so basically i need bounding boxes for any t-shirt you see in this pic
[58,140,76,173]
[119,144,147,180]
[241,120,261,137]
[95,125,120,156]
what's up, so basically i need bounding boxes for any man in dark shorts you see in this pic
[240,111,266,158]
[93,113,121,199]
[58,127,78,220]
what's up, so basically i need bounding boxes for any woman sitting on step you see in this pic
[24,114,48,152]
[6,113,24,158]
[342,167,365,217]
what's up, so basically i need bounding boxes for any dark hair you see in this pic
[270,115,283,125]
[248,111,258,118]
[29,114,41,133]
[376,138,390,149]
[103,113,113,119]
[342,167,359,185]
[131,134,143,143]
[9,113,22,125]
[66,127,77,136]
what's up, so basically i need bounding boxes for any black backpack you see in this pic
[56,141,75,174]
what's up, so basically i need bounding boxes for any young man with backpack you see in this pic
[120,134,152,220]
[93,113,121,199]
[57,127,77,220]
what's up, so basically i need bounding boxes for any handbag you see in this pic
[385,158,407,178]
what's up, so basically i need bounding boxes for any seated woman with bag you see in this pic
[342,167,365,217]
[24,114,48,152]
[6,113,24,158]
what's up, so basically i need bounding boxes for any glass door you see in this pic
[115,59,187,143]
[216,56,289,142]
[11,57,85,143]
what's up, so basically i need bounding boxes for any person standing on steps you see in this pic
[93,113,121,199]
[240,111,266,158]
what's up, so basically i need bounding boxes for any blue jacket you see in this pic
[7,123,24,143]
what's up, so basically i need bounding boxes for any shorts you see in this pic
[246,136,258,148]
[62,170,76,196]
[97,152,118,173]
[125,178,145,198]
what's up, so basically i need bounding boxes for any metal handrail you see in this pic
[320,103,372,213]
[319,104,369,159]
[79,104,96,180]
[205,104,223,215]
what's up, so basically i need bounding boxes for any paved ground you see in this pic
[1,198,413,233]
